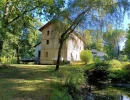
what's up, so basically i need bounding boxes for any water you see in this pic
[86,87,130,100]
[92,93,130,100]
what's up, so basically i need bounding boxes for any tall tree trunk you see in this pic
[16,45,20,64]
[0,0,10,56]
[0,41,3,56]
[55,40,64,71]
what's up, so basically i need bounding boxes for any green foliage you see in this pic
[90,30,103,51]
[109,69,129,83]
[119,55,128,61]
[64,68,85,99]
[85,62,110,88]
[124,24,130,57]
[80,50,93,64]
[0,57,17,64]
[0,0,65,56]
[65,69,85,89]
[0,57,7,64]
[94,56,101,64]
[112,71,125,83]
[50,88,72,100]
[95,39,103,51]
[103,29,126,58]
[109,62,130,83]
[109,59,122,69]
[83,30,92,49]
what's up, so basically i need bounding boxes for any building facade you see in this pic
[36,22,84,64]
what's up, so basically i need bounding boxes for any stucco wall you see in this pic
[39,23,84,64]
[35,43,41,57]
[40,24,67,64]
[67,33,84,61]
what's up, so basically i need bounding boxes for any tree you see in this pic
[124,24,130,57]
[103,29,126,58]
[80,50,93,64]
[2,26,41,64]
[0,0,65,56]
[95,38,103,51]
[52,0,130,71]
[89,30,103,51]
[83,30,92,50]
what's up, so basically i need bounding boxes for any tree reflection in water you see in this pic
[92,93,130,100]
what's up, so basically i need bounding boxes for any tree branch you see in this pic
[8,5,39,25]
[61,4,93,40]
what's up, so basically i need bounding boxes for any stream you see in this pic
[85,87,130,100]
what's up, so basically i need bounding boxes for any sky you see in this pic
[41,12,130,51]
[123,14,130,30]
[120,14,130,50]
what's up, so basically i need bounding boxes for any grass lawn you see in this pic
[0,64,93,100]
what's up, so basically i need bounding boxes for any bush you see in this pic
[119,55,128,61]
[123,64,130,70]
[80,50,93,64]
[109,59,122,68]
[10,57,17,64]
[94,57,101,64]
[64,68,85,99]
[109,64,130,83]
[50,88,72,100]
[109,70,128,83]
[0,57,17,64]
[85,62,110,88]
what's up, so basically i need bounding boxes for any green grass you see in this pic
[0,64,93,100]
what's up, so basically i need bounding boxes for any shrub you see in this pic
[94,56,101,64]
[119,55,128,61]
[0,57,17,64]
[123,64,130,70]
[50,88,72,100]
[80,50,93,64]
[85,62,110,88]
[0,57,7,64]
[109,59,122,68]
[10,57,17,64]
[64,68,85,99]
[109,70,128,83]
[109,63,130,83]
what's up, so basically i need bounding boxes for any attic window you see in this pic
[47,30,49,36]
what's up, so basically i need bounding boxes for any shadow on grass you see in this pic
[0,64,92,100]
[0,65,58,100]
[0,65,55,80]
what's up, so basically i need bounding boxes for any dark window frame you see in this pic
[47,40,49,44]
[47,30,49,36]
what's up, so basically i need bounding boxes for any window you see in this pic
[38,51,41,57]
[46,52,48,58]
[47,40,49,44]
[47,30,49,36]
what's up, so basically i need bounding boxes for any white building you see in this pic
[91,49,105,60]
[35,21,84,64]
